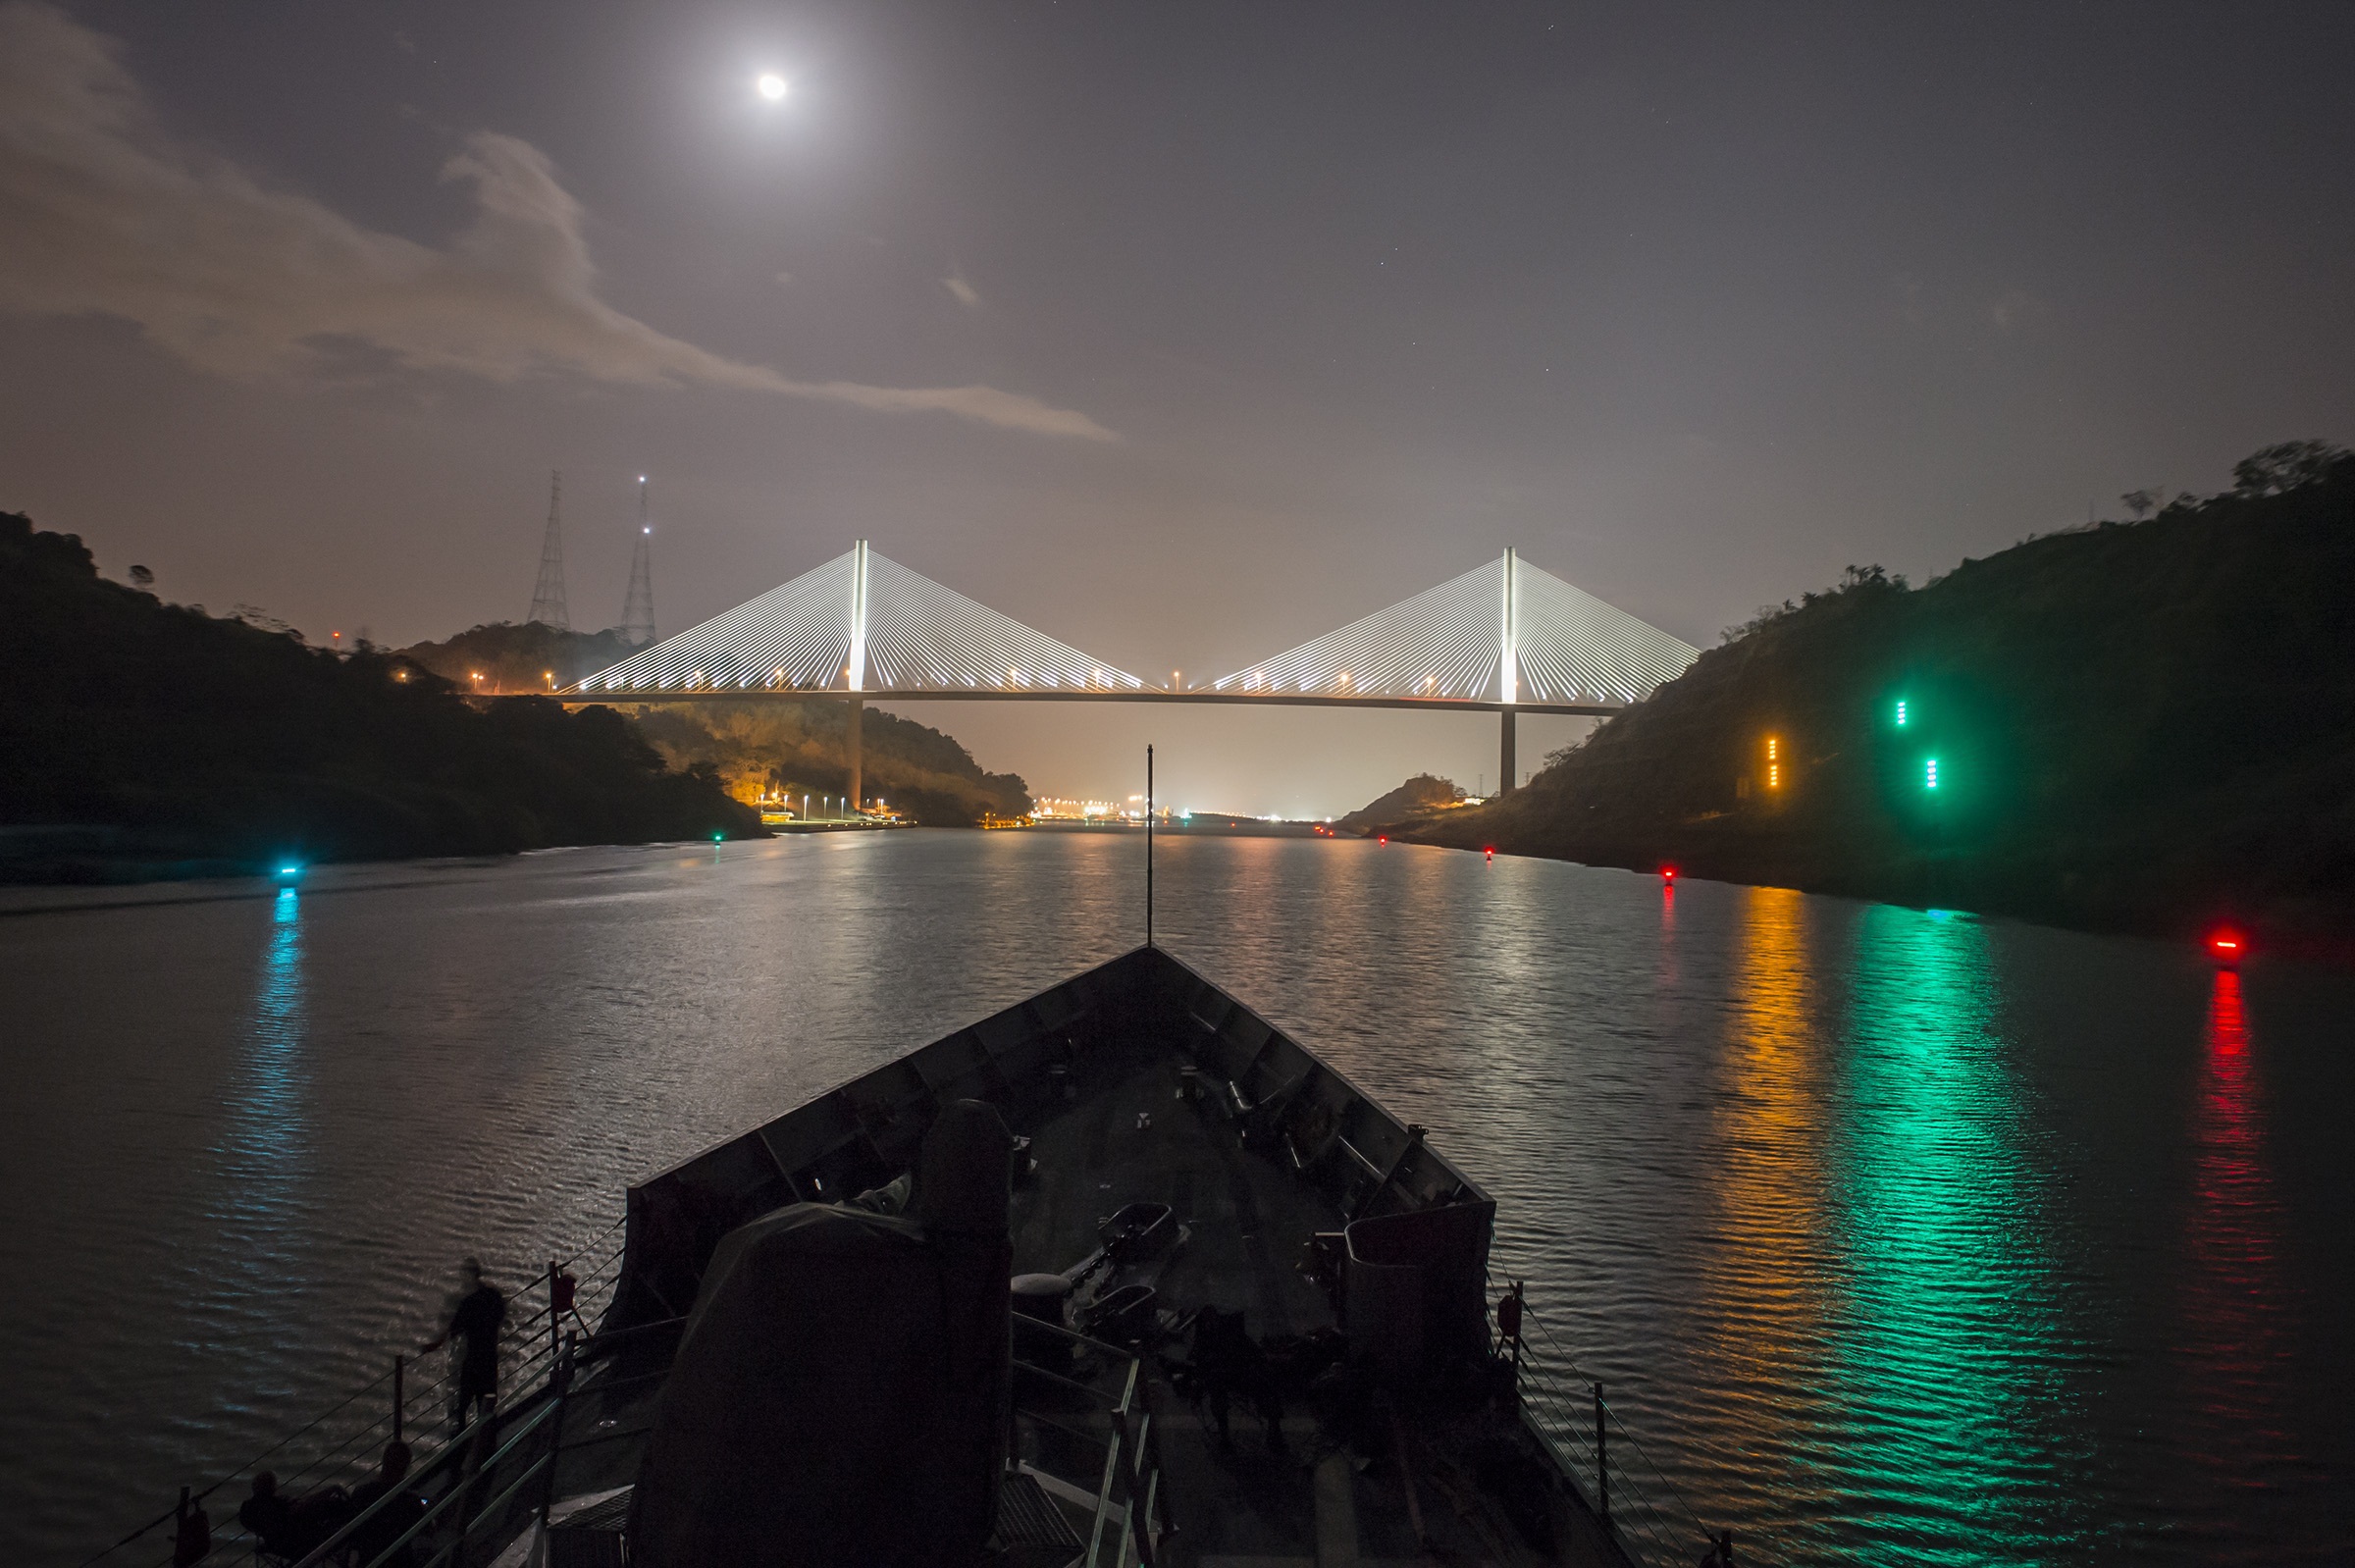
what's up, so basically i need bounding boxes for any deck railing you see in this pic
[82,1217,628,1568]
[1009,1314,1168,1568]
[1493,1279,1737,1568]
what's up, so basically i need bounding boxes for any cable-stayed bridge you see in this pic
[565,541,1699,806]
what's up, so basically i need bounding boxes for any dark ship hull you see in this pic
[164,947,1719,1568]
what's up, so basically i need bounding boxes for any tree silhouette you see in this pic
[2231,441,2347,497]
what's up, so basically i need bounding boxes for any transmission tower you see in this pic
[528,470,569,628]
[620,475,656,646]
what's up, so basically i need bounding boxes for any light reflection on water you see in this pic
[0,832,2347,1564]
[221,890,310,1275]
[1829,904,2076,1559]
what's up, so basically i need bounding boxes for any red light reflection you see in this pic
[2179,967,2286,1486]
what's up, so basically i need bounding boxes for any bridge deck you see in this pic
[543,688,1616,717]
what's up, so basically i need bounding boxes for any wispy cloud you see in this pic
[0,3,1115,441]
[1986,288,2044,335]
[944,272,981,309]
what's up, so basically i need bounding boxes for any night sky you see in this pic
[5,1,2351,813]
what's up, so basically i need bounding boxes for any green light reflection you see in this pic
[1830,905,2073,1561]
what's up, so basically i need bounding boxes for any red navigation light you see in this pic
[1661,865,1677,883]
[2208,929,2245,965]
[1378,834,1388,845]
[1484,846,1494,862]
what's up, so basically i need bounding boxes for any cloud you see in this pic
[944,272,981,309]
[0,3,1115,441]
[1986,288,2044,335]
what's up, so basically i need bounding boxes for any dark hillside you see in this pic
[1412,447,2355,955]
[628,701,1033,827]
[1335,772,1464,835]
[395,621,637,694]
[396,623,1033,825]
[0,513,758,879]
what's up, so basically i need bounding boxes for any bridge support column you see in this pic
[847,697,864,813]
[1498,706,1516,796]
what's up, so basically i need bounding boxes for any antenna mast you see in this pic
[1134,744,1144,946]
[529,470,569,629]
[620,476,655,646]
[1145,744,1155,948]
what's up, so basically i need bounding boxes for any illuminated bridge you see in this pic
[564,542,1699,806]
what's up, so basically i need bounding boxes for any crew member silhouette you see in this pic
[422,1257,506,1435]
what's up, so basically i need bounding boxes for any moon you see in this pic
[757,73,788,101]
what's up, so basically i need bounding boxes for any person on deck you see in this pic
[236,1473,292,1550]
[346,1441,428,1567]
[421,1257,505,1436]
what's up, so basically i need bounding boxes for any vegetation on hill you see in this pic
[395,621,637,694]
[1335,772,1465,835]
[394,623,1033,826]
[1408,443,2355,956]
[0,514,759,880]
[628,701,1033,827]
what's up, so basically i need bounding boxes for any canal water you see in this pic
[1,831,2346,1564]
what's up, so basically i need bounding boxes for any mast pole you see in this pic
[1499,546,1519,795]
[1146,744,1154,948]
[847,541,868,813]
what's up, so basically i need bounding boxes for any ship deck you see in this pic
[1008,1049,1592,1566]
[530,1048,1624,1565]
[459,946,1649,1567]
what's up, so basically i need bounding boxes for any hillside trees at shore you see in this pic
[1334,773,1465,835]
[1406,445,2355,955]
[397,622,1034,826]
[0,513,759,878]
[396,620,637,694]
[626,701,1033,827]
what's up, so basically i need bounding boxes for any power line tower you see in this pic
[528,470,569,629]
[620,475,655,646]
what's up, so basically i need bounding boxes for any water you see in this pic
[2,832,2346,1564]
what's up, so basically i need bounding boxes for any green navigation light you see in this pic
[1924,758,1940,790]
[1895,699,1909,727]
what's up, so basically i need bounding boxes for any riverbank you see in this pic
[1402,445,2355,961]
[0,512,759,881]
